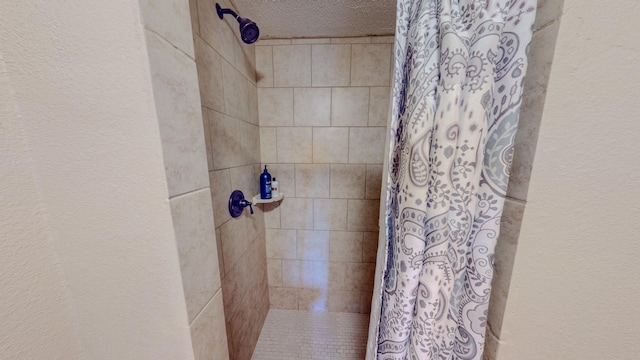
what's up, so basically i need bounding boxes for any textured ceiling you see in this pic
[231,0,397,39]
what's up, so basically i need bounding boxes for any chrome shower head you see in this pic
[216,3,260,44]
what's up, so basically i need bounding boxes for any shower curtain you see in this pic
[367,1,536,359]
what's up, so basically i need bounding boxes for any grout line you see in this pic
[348,44,353,87]
[188,287,222,327]
[533,17,560,34]
[310,44,315,86]
[505,196,526,206]
[144,28,195,61]
[367,87,372,126]
[168,186,211,200]
[271,45,276,88]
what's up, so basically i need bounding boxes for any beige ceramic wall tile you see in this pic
[194,37,225,112]
[360,291,373,314]
[292,38,331,45]
[273,45,311,87]
[330,164,366,199]
[146,31,209,197]
[255,46,273,87]
[267,259,283,287]
[508,22,559,201]
[264,163,295,197]
[139,0,195,57]
[209,169,232,226]
[534,0,564,30]
[280,197,314,229]
[170,189,221,323]
[282,260,308,288]
[226,302,267,360]
[243,122,261,164]
[362,232,379,263]
[201,108,213,170]
[215,227,224,277]
[331,87,369,126]
[349,127,386,163]
[331,37,372,44]
[248,83,259,125]
[222,237,269,360]
[297,230,330,261]
[248,123,262,164]
[369,87,391,126]
[329,231,363,262]
[365,165,384,199]
[488,198,525,338]
[345,262,376,291]
[262,202,281,229]
[282,260,329,288]
[245,201,266,242]
[219,216,251,274]
[347,199,381,231]
[311,44,351,87]
[222,233,248,304]
[295,164,330,198]
[313,198,347,231]
[190,290,230,360]
[197,0,236,62]
[276,127,313,163]
[188,0,199,36]
[226,242,268,311]
[389,49,395,86]
[351,44,393,86]
[258,88,294,126]
[327,289,361,313]
[269,287,298,310]
[328,261,347,289]
[483,328,500,360]
[294,88,331,126]
[298,288,327,312]
[222,60,250,121]
[265,228,297,259]
[209,110,242,169]
[234,39,256,83]
[312,128,349,164]
[260,127,277,163]
[229,164,259,201]
[371,36,394,44]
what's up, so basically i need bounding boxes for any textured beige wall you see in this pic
[256,36,393,313]
[497,0,640,358]
[0,55,83,360]
[189,1,268,359]
[0,1,195,359]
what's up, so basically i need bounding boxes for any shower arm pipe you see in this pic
[216,3,240,20]
[214,2,260,44]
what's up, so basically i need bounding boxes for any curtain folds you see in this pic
[367,1,536,359]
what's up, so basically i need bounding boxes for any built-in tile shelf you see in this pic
[252,193,284,204]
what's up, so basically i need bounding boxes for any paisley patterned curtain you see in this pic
[366,1,536,359]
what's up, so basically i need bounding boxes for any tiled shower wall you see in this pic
[255,37,394,313]
[139,1,229,359]
[484,0,564,358]
[189,1,269,359]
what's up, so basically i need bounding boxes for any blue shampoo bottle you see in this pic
[260,165,272,199]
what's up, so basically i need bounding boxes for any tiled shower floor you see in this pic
[251,309,370,360]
